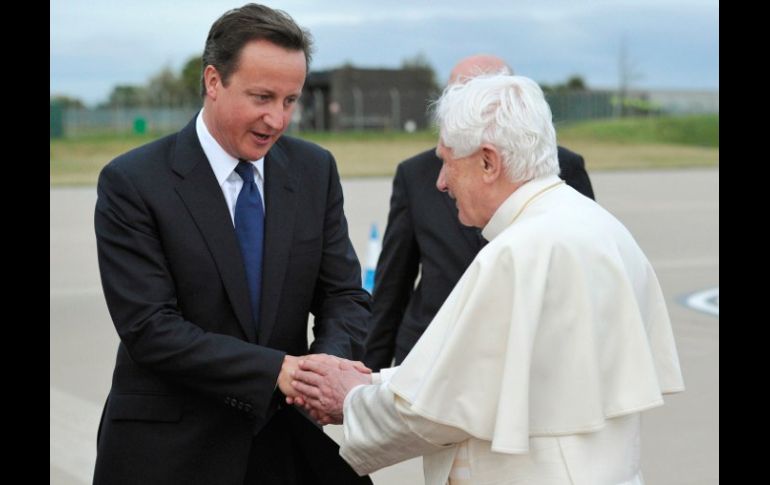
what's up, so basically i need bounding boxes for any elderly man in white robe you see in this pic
[289,73,684,485]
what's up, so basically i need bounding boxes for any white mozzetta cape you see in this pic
[388,175,684,454]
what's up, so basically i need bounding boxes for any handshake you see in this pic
[277,354,373,425]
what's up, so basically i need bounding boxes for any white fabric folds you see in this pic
[388,175,684,454]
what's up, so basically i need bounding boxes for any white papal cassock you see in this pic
[340,175,685,485]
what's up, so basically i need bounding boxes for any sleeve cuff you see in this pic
[379,365,399,384]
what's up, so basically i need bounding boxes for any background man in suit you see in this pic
[364,55,596,372]
[93,4,370,484]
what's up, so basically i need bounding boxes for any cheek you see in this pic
[456,175,470,196]
[447,168,460,188]
[457,179,476,209]
[231,107,261,131]
[231,102,251,118]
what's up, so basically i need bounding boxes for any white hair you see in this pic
[434,74,559,184]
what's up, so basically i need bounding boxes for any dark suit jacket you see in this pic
[364,146,595,371]
[93,117,371,485]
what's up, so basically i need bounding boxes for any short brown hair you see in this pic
[200,3,313,96]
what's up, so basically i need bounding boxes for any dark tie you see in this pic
[234,161,265,333]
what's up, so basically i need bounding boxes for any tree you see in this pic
[565,75,587,91]
[180,55,203,105]
[104,85,147,108]
[401,52,439,92]
[539,75,588,94]
[401,52,432,70]
[617,35,644,117]
[50,95,85,109]
[145,66,184,107]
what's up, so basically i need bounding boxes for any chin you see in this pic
[458,213,474,228]
[245,147,270,161]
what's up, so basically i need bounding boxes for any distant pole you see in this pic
[390,88,400,131]
[617,37,627,118]
[313,89,325,131]
[617,34,644,118]
[352,86,364,130]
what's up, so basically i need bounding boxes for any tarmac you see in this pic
[51,167,718,484]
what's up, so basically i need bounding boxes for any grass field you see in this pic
[50,115,718,186]
[557,114,718,147]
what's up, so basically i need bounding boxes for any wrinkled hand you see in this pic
[290,354,372,424]
[284,355,370,408]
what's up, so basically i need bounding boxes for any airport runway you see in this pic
[51,168,718,484]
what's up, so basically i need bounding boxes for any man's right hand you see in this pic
[278,354,301,400]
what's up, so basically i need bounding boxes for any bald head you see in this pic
[448,54,512,85]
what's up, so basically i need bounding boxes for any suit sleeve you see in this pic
[308,152,371,360]
[363,164,420,371]
[95,162,284,420]
[559,151,595,200]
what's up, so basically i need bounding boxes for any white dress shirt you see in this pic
[195,110,265,224]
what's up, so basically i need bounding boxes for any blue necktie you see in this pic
[234,161,264,333]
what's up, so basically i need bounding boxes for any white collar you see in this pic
[195,109,264,185]
[482,175,563,241]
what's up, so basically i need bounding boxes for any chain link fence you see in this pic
[50,89,718,139]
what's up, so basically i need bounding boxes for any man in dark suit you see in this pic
[364,55,595,371]
[93,4,371,484]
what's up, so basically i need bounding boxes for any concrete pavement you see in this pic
[51,168,718,484]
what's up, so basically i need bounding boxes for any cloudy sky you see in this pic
[51,0,719,106]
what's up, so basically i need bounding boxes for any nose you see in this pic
[264,103,286,131]
[436,163,448,192]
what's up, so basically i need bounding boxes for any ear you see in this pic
[203,65,221,100]
[479,144,503,184]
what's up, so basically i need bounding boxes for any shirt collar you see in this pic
[482,174,563,241]
[195,109,264,185]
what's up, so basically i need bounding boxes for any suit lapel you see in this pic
[439,192,482,252]
[259,141,298,345]
[171,118,257,342]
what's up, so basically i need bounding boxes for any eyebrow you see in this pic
[246,89,302,99]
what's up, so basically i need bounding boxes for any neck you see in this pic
[485,179,524,219]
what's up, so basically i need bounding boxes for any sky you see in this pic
[51,0,719,107]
